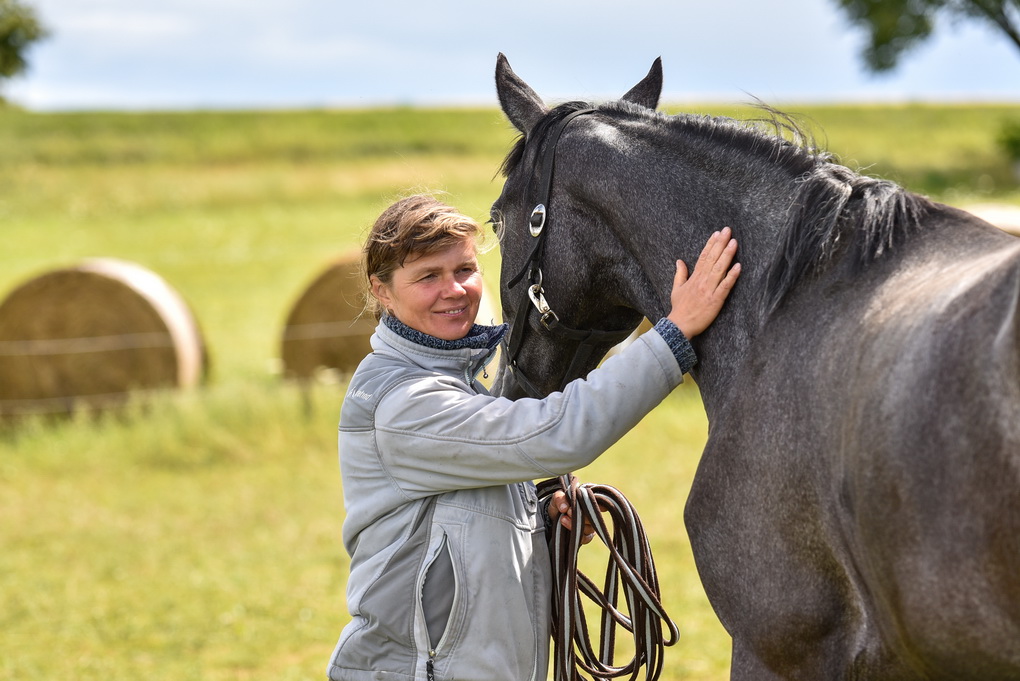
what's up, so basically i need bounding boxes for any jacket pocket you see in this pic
[418,528,458,652]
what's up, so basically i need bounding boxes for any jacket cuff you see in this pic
[653,318,697,374]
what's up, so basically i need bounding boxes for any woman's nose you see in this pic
[442,276,466,297]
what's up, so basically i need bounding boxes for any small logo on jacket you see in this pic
[347,387,373,401]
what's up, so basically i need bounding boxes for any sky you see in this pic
[5,0,1019,111]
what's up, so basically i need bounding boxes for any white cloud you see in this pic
[6,0,1018,110]
[61,11,194,39]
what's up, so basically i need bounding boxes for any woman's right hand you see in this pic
[548,476,599,545]
[667,227,741,338]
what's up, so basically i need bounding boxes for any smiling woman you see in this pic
[370,241,484,341]
[365,195,484,341]
[326,191,738,681]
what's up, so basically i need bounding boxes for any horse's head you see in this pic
[490,54,672,399]
[489,54,939,407]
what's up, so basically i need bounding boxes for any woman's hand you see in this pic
[667,227,741,338]
[548,477,599,545]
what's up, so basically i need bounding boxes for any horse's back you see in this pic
[834,212,1020,677]
[689,206,1020,679]
[843,209,1020,676]
[854,206,1020,473]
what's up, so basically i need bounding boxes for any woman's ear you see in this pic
[370,275,392,313]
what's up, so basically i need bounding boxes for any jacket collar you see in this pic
[381,314,506,351]
[372,316,507,382]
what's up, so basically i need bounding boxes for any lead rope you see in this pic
[537,476,680,681]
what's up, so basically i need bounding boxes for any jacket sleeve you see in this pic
[373,327,686,495]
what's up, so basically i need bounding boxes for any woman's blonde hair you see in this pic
[363,194,481,319]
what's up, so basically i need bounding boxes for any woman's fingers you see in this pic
[550,485,599,544]
[694,227,730,271]
[668,228,741,338]
[695,228,737,285]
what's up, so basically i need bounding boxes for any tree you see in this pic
[0,0,47,87]
[834,0,1020,72]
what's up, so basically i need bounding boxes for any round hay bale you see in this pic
[280,253,374,381]
[281,252,500,381]
[0,258,207,417]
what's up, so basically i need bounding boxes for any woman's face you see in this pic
[371,238,484,341]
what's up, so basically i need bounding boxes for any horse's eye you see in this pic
[487,212,504,236]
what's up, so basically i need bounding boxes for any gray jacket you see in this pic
[327,316,692,681]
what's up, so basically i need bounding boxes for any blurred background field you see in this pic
[2,102,1019,680]
[3,103,1018,380]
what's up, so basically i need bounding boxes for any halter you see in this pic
[503,108,635,398]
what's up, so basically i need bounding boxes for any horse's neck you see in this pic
[603,119,803,412]
[689,321,753,417]
[668,188,791,416]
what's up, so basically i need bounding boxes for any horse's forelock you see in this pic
[498,100,596,179]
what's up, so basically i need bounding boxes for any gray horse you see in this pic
[490,53,1020,680]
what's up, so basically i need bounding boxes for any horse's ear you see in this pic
[496,53,546,135]
[621,57,663,110]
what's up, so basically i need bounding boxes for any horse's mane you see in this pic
[498,100,935,319]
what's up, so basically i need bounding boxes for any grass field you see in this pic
[2,101,1019,681]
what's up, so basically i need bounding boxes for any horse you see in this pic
[489,53,1020,681]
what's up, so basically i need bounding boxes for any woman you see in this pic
[327,194,740,681]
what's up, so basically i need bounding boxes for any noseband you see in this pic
[503,108,635,398]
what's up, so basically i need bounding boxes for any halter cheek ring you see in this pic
[529,204,547,237]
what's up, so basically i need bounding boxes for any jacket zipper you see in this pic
[427,649,436,681]
[465,345,498,387]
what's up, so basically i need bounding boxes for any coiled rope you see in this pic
[537,476,680,681]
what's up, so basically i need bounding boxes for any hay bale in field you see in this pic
[280,253,374,381]
[280,252,500,382]
[0,258,207,417]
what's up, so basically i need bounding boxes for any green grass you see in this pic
[2,102,1019,680]
[0,380,717,681]
[0,382,346,681]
